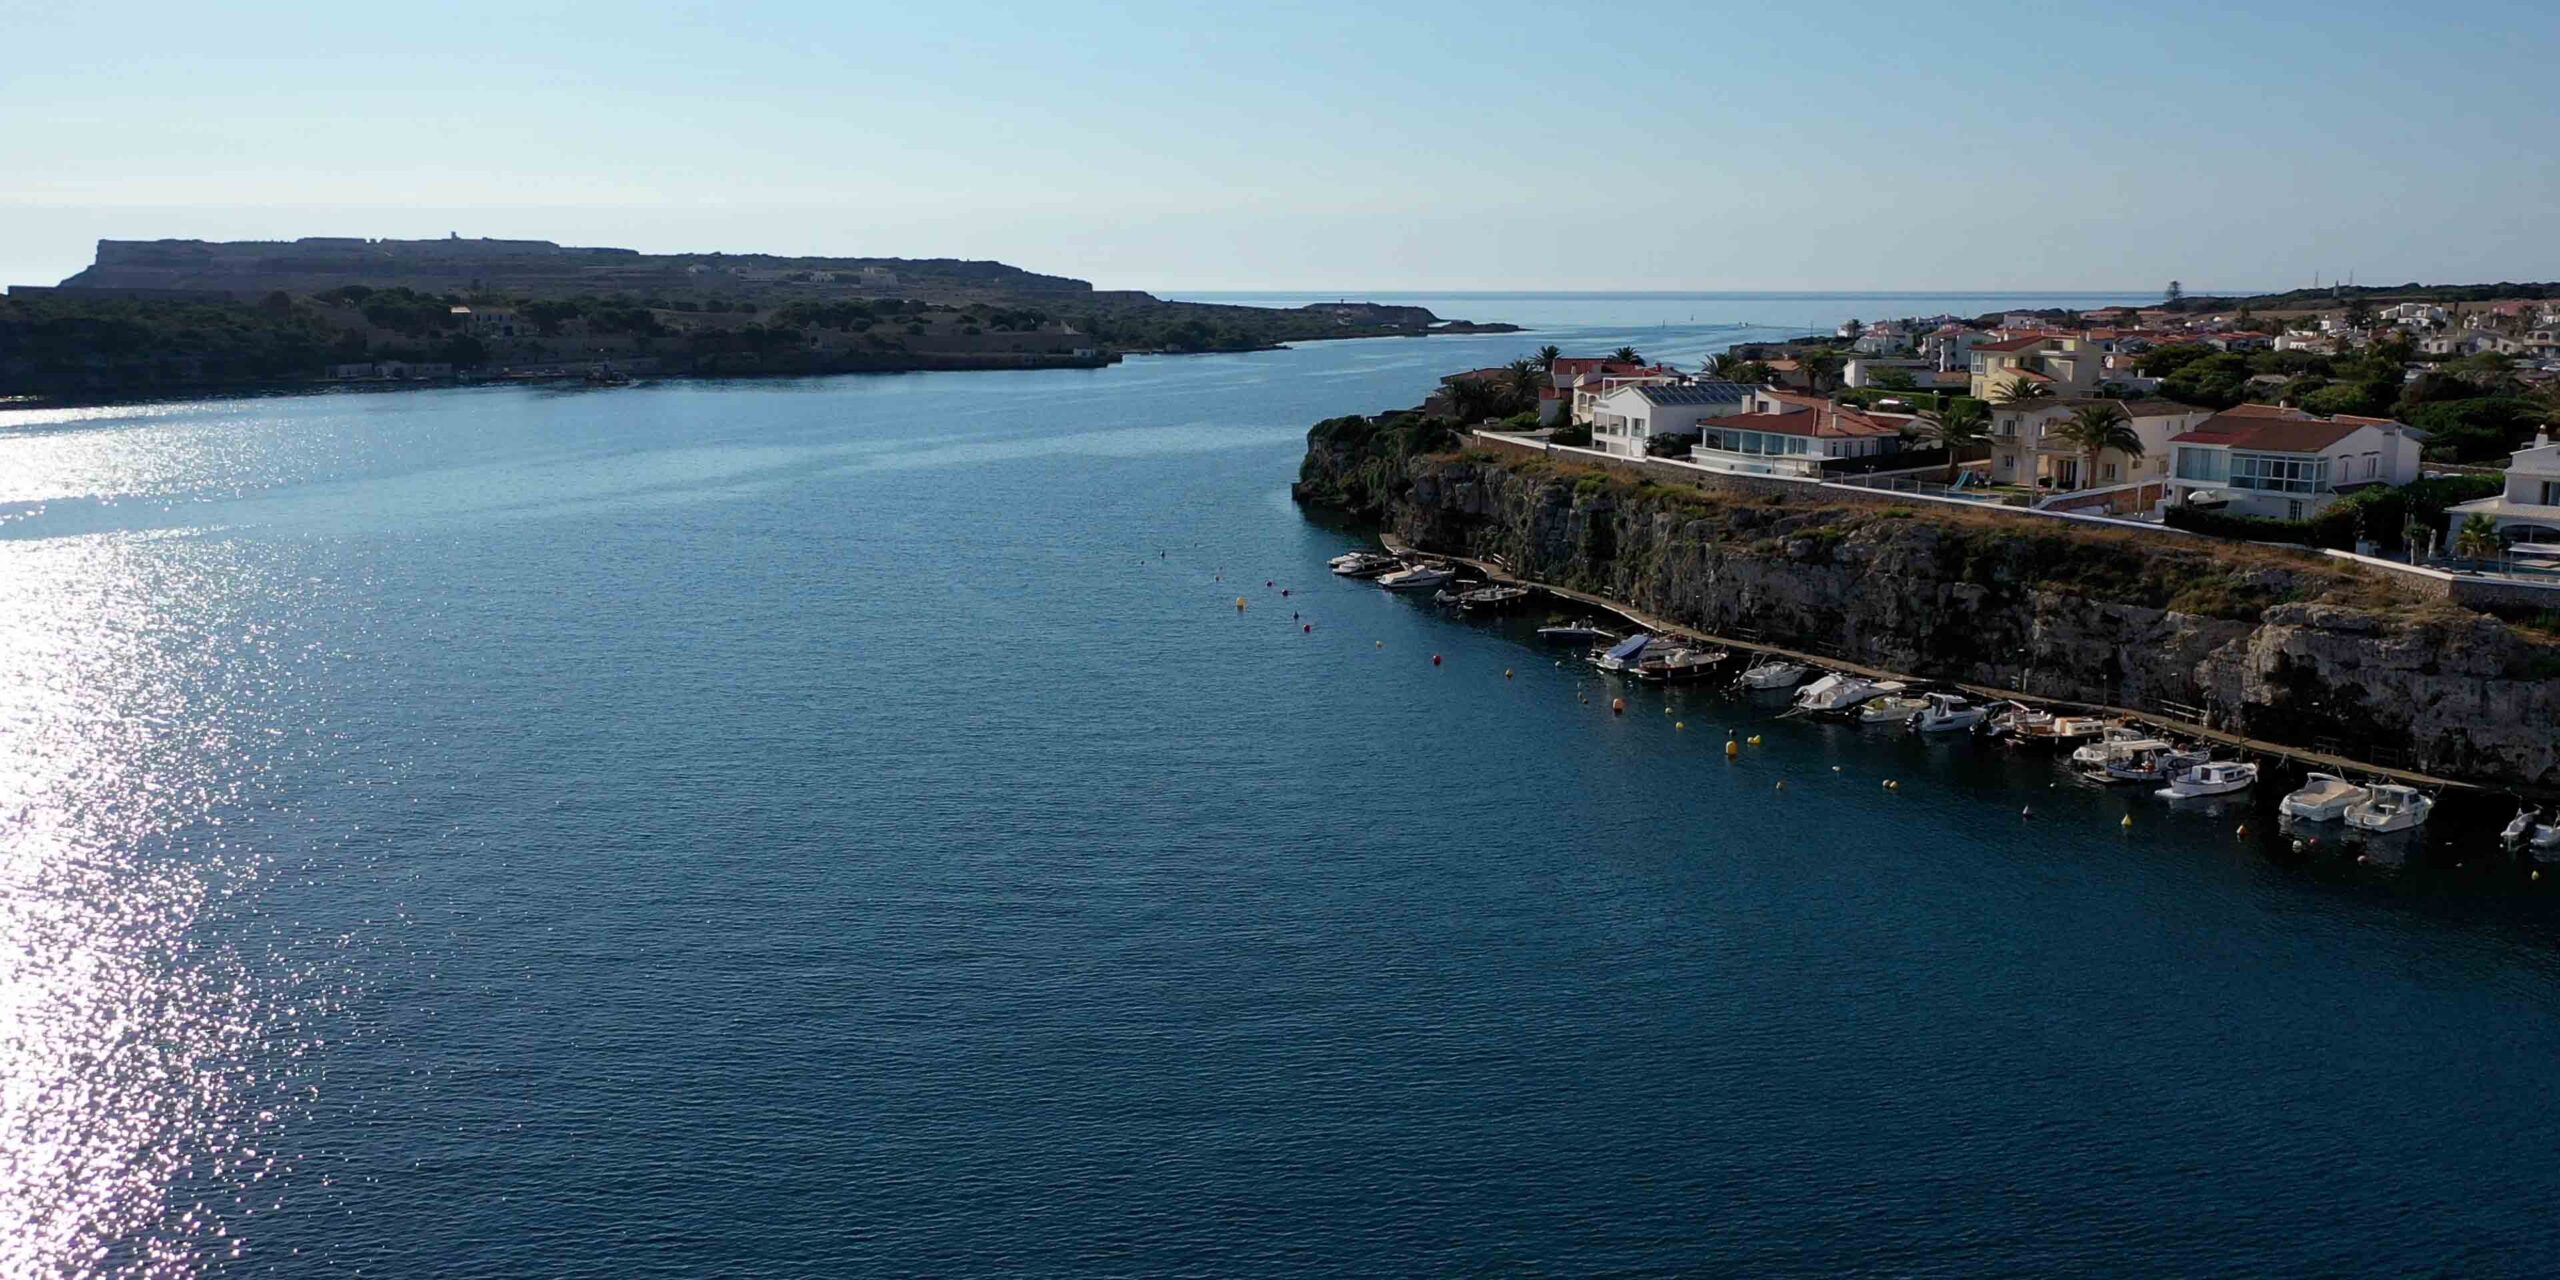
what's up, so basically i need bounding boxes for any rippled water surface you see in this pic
[8,297,2560,1276]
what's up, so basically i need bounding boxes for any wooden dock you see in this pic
[1382,536,2487,796]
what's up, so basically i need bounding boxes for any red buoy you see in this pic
[1303,623,1312,633]
[1431,654,1442,666]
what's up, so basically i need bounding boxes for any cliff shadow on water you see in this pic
[1296,418,2560,792]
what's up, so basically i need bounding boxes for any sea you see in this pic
[6,292,2560,1277]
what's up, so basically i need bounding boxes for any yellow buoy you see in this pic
[1503,669,1513,679]
[2121,814,2134,829]
[1675,721,1686,730]
[1774,781,1786,791]
[1724,738,1739,758]
[1747,734,1762,746]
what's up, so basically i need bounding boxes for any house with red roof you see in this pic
[1686,389,1918,478]
[2166,403,2426,521]
[1587,380,1757,458]
[1969,334,2101,400]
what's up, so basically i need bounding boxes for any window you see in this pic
[2229,452,2329,494]
[2541,479,2559,506]
[2174,446,2228,483]
[2101,462,2118,483]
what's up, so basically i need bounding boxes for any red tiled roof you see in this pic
[2171,406,2396,453]
[1974,336,2049,352]
[1700,404,1903,439]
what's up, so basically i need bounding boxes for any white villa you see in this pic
[1687,389,1916,478]
[2445,430,2560,547]
[2166,404,2426,521]
[1988,398,2212,494]
[1588,381,1755,458]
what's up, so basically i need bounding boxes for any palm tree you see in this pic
[1800,349,1845,393]
[1707,352,1751,381]
[1502,358,1543,413]
[1917,399,1993,484]
[1991,375,2050,405]
[1535,344,1561,371]
[2453,513,2506,563]
[2050,402,2142,491]
[1611,346,1642,365]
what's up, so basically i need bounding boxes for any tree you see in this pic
[1842,318,1866,340]
[1502,358,1543,411]
[2051,402,2143,490]
[2453,513,2507,562]
[1611,346,1642,365]
[1535,344,1560,370]
[1800,349,1845,392]
[1917,399,1993,484]
[1707,352,1751,381]
[2166,280,2184,303]
[1990,375,2050,405]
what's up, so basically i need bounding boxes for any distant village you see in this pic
[1428,290,2560,599]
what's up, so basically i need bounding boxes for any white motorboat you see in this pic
[1908,691,1987,734]
[1329,551,1401,578]
[1735,659,1809,690]
[2279,773,2369,822]
[1635,647,1728,683]
[2104,744,2207,785]
[2503,808,2560,853]
[1376,564,1455,592]
[1593,632,1653,674]
[2069,726,2156,769]
[1790,673,1904,716]
[2156,759,2259,799]
[1538,619,1617,644]
[2343,783,2432,833]
[1445,584,1530,612]
[1858,694,1931,724]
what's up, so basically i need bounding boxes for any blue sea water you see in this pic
[5,295,2560,1277]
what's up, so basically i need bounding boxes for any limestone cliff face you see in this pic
[1359,452,2560,789]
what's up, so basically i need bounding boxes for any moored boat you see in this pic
[1449,584,1530,612]
[1791,672,1905,717]
[1593,632,1652,674]
[1909,691,1987,734]
[1858,694,1931,724]
[1635,646,1728,683]
[1537,619,1617,644]
[1376,563,1456,592]
[2343,784,2432,833]
[2069,726,2156,769]
[2503,808,2560,853]
[1734,659,1809,690]
[2156,759,2259,799]
[2279,773,2368,822]
[2021,715,2112,746]
[1329,551,1401,578]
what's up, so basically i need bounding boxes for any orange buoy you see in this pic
[1611,697,1625,714]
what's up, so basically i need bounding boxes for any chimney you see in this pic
[2538,428,2553,449]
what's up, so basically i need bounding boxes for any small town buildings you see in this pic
[2445,430,2560,546]
[1969,334,2100,399]
[1987,398,2212,494]
[1841,356,1933,389]
[2166,403,2426,521]
[1687,389,1915,477]
[1547,357,1668,424]
[449,305,524,339]
[1588,381,1755,458]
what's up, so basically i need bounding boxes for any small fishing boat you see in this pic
[2101,744,2208,785]
[1635,646,1728,683]
[1537,619,1617,644]
[2343,783,2431,833]
[2503,807,2560,853]
[1593,632,1652,674]
[2278,773,2368,822]
[1734,659,1809,690]
[2021,715,2112,746]
[1982,702,2048,739]
[2069,726,2155,769]
[1858,694,1931,724]
[1329,551,1400,578]
[1790,673,1904,717]
[1448,584,1530,612]
[1908,691,1987,734]
[2156,759,2259,799]
[1376,563,1456,592]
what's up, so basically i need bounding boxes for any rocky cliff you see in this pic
[1302,439,2560,790]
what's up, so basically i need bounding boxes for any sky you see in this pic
[4,0,2556,294]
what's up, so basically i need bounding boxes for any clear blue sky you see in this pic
[4,0,2554,293]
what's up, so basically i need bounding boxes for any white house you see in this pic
[2445,430,2560,546]
[1687,389,1916,478]
[1589,381,1755,458]
[1841,356,1933,389]
[2166,404,2426,521]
